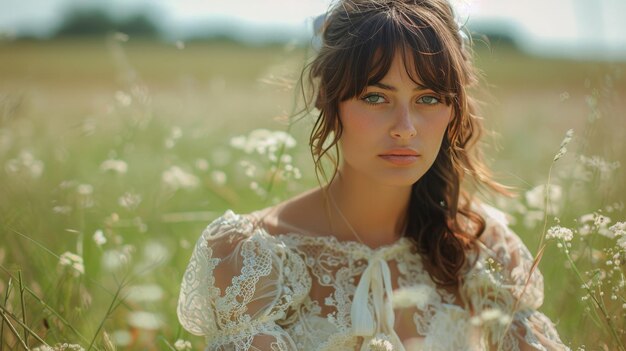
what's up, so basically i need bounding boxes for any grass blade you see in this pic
[18,271,30,348]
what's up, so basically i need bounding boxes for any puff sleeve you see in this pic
[177,211,311,350]
[463,204,570,351]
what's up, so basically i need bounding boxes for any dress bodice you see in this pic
[177,205,569,351]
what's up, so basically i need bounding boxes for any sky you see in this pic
[1,0,625,60]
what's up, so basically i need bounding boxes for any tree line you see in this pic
[54,7,159,38]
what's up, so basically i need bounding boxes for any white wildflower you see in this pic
[522,210,544,229]
[31,345,54,351]
[165,126,183,149]
[102,245,134,271]
[368,334,394,351]
[577,213,594,236]
[127,311,162,330]
[115,91,132,106]
[113,32,129,42]
[174,339,192,351]
[59,251,85,277]
[171,126,182,139]
[608,203,625,212]
[546,225,574,242]
[211,170,227,186]
[239,160,257,177]
[141,240,170,265]
[76,184,93,195]
[230,129,296,156]
[76,184,94,208]
[93,230,107,246]
[250,181,260,190]
[594,214,611,227]
[5,150,44,178]
[578,155,620,180]
[229,135,247,150]
[179,239,190,249]
[53,205,72,215]
[59,180,78,189]
[195,158,209,171]
[579,213,614,238]
[617,236,626,252]
[162,166,199,191]
[292,167,302,179]
[133,216,148,233]
[106,212,120,225]
[118,192,142,210]
[392,284,437,310]
[175,40,185,50]
[110,330,132,347]
[100,159,128,174]
[470,308,512,326]
[126,284,164,303]
[564,163,592,182]
[525,184,562,215]
[609,222,625,237]
[211,147,231,166]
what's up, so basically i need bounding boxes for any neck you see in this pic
[325,170,412,248]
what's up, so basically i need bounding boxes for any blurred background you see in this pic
[3,0,626,59]
[0,0,625,350]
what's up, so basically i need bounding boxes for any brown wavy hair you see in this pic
[304,0,509,287]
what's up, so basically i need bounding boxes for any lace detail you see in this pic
[177,211,310,350]
[178,205,570,350]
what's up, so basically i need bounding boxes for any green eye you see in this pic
[362,94,386,105]
[418,95,441,105]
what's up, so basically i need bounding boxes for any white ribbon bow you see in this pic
[351,256,405,351]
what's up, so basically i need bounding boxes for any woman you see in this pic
[177,0,569,349]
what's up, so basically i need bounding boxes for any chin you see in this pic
[372,168,425,187]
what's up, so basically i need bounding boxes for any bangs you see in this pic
[337,8,459,104]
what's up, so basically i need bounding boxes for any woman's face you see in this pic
[337,53,453,187]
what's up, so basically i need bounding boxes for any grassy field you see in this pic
[0,37,625,350]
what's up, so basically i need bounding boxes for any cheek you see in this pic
[342,117,377,139]
[420,108,452,154]
[427,105,453,124]
[339,105,382,143]
[429,107,453,136]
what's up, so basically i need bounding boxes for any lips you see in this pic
[378,149,420,165]
[379,148,419,156]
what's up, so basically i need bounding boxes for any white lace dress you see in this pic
[177,205,569,351]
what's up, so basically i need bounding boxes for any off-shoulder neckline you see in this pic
[226,209,414,256]
[277,231,413,256]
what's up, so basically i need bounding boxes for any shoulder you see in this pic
[200,209,258,246]
[248,187,330,238]
[178,212,312,340]
[193,209,286,265]
[197,189,330,259]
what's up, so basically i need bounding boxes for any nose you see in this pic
[390,104,417,139]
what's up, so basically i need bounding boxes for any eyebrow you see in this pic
[371,82,429,91]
